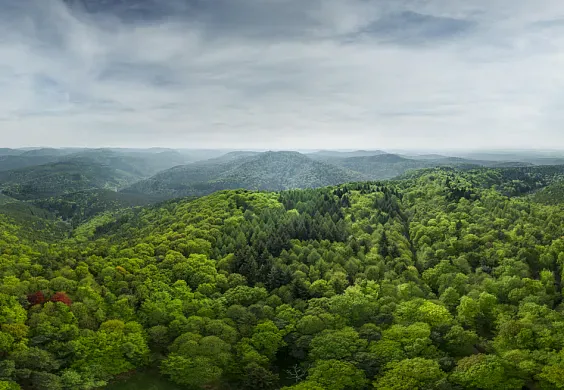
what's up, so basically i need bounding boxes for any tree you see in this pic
[0,381,20,390]
[161,355,222,388]
[309,327,367,361]
[27,291,46,306]
[286,364,308,384]
[450,354,524,390]
[373,358,447,390]
[50,292,72,307]
[457,293,498,336]
[250,321,286,360]
[240,363,279,390]
[31,372,62,390]
[444,325,478,357]
[537,350,564,389]
[0,294,26,325]
[307,359,366,390]
[395,299,453,327]
[70,320,149,381]
[281,381,325,390]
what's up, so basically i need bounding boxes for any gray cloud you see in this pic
[1,0,564,149]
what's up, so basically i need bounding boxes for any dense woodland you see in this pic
[1,159,564,389]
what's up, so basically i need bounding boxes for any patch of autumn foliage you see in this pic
[27,291,73,307]
[50,292,73,306]
[27,291,46,306]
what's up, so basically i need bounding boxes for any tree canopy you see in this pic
[1,166,564,389]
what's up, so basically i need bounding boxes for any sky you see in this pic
[1,0,564,150]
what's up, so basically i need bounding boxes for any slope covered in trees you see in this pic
[0,148,228,185]
[533,182,564,205]
[1,166,564,389]
[124,151,366,198]
[319,153,532,180]
[0,159,140,200]
[31,189,159,228]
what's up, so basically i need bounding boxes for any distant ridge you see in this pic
[123,151,366,198]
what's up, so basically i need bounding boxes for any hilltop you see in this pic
[0,159,139,200]
[124,151,366,198]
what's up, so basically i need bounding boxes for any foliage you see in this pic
[1,165,564,389]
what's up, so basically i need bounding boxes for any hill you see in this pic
[326,153,534,180]
[328,153,434,179]
[0,159,141,200]
[458,150,564,165]
[0,192,18,205]
[531,180,564,205]
[64,149,191,177]
[0,147,216,201]
[124,151,366,198]
[0,148,24,156]
[307,150,387,159]
[2,166,564,389]
[0,148,229,177]
[20,147,83,157]
[0,194,70,240]
[0,155,61,171]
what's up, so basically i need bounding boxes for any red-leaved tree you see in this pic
[50,292,72,307]
[27,291,46,306]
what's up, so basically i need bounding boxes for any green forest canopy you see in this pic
[1,166,564,389]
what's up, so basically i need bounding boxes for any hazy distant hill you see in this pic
[321,153,533,180]
[308,150,387,159]
[210,151,262,161]
[0,159,140,200]
[65,149,191,177]
[20,148,83,157]
[0,148,24,156]
[0,155,61,172]
[457,151,564,165]
[124,151,366,198]
[0,148,231,177]
[0,148,235,201]
[331,154,434,179]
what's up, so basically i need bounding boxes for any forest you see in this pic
[1,161,564,389]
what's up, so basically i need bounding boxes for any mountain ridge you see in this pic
[123,151,367,198]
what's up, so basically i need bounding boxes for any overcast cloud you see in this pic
[1,0,564,149]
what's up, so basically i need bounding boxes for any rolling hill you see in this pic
[20,147,84,157]
[0,193,70,240]
[307,150,387,159]
[0,159,141,200]
[0,148,24,156]
[321,153,533,180]
[0,155,62,172]
[0,148,223,200]
[65,149,191,177]
[123,151,367,198]
[532,181,564,205]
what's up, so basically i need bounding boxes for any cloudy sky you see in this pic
[1,0,564,150]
